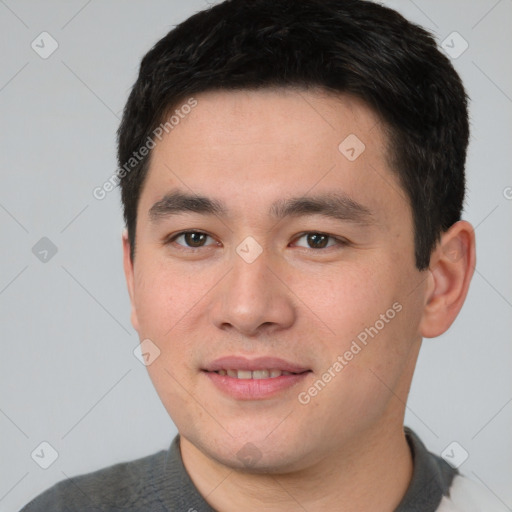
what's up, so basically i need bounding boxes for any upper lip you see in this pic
[203,356,310,374]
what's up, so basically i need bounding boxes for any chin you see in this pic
[215,447,303,474]
[191,427,312,474]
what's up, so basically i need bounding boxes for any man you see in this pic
[21,0,506,510]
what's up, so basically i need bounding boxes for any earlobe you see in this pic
[122,229,140,333]
[419,221,476,338]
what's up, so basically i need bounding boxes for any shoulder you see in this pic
[20,449,168,512]
[437,474,510,512]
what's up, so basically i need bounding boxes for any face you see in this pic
[123,88,430,472]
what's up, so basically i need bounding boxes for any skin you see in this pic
[123,88,475,511]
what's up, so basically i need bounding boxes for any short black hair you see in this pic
[117,0,469,269]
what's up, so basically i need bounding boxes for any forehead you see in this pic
[140,88,406,225]
[159,87,385,152]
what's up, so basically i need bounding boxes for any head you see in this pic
[119,0,475,472]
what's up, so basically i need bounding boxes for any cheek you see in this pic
[132,257,206,340]
[297,261,395,341]
[298,257,420,383]
[132,259,206,424]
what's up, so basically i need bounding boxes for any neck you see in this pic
[180,419,413,512]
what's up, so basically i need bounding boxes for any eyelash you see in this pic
[165,230,349,251]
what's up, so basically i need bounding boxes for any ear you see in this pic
[122,229,140,333]
[419,220,476,338]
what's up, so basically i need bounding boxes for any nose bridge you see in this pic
[229,244,274,310]
[231,246,270,296]
[211,242,295,335]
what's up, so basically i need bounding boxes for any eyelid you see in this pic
[164,230,349,251]
[292,232,350,249]
[166,230,219,248]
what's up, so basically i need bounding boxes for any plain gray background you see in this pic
[1,1,511,510]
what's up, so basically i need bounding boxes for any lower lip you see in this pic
[203,371,310,400]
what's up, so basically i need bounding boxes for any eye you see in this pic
[293,232,346,249]
[168,231,218,249]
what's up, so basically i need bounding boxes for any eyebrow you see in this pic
[148,190,373,225]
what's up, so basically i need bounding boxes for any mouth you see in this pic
[211,369,304,379]
[202,356,312,400]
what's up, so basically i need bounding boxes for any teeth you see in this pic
[252,370,269,379]
[216,369,296,379]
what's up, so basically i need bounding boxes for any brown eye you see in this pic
[306,233,329,248]
[184,232,207,247]
[171,231,216,248]
[294,232,342,249]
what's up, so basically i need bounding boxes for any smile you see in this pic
[214,369,298,379]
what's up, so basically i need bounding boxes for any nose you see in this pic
[209,246,296,337]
